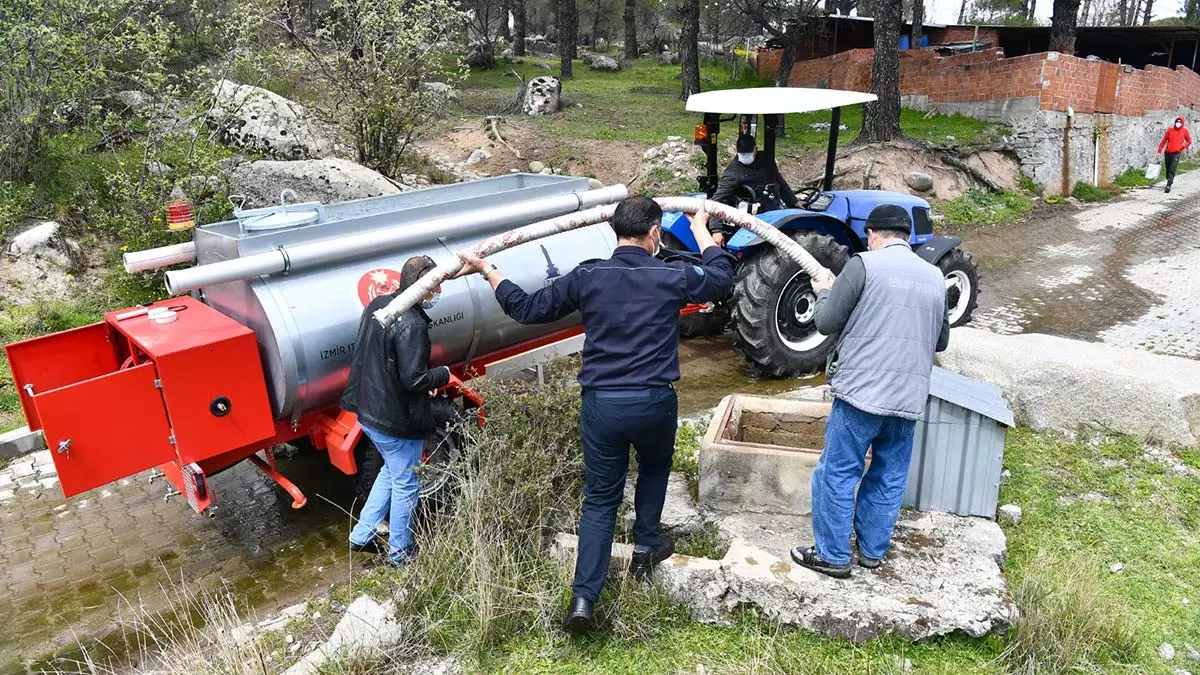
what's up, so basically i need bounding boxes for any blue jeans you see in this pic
[811,398,917,565]
[349,423,423,563]
[574,386,677,602]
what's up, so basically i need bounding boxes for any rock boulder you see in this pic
[590,56,621,72]
[522,76,561,116]
[905,171,934,192]
[7,221,79,269]
[208,80,335,160]
[937,328,1200,446]
[284,596,404,675]
[228,158,403,208]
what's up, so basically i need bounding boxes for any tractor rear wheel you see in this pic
[938,248,981,327]
[731,232,851,378]
[350,399,464,513]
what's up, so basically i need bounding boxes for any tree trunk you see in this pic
[558,0,574,77]
[774,33,799,87]
[858,0,875,17]
[624,0,638,58]
[680,0,702,99]
[710,0,720,44]
[500,0,512,41]
[1143,0,1153,23]
[911,0,924,49]
[590,0,603,47]
[1187,0,1198,22]
[958,0,968,23]
[1048,0,1082,54]
[860,0,902,143]
[514,0,527,56]
[569,0,578,59]
[1117,0,1127,24]
[838,0,855,13]
[1027,0,1037,20]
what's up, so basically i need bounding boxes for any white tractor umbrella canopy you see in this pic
[685,88,877,115]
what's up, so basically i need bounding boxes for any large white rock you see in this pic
[522,76,561,116]
[284,596,404,675]
[7,221,79,268]
[228,158,404,208]
[938,328,1200,446]
[589,56,621,72]
[208,79,335,160]
[550,509,1015,642]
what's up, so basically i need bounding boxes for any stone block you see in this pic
[699,395,830,516]
[0,429,45,459]
[938,328,1200,446]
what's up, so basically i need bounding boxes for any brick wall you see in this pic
[758,47,1200,120]
[929,26,1001,45]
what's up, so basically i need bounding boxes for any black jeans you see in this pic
[573,386,677,602]
[1166,151,1181,186]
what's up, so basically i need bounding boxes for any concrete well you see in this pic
[699,394,831,516]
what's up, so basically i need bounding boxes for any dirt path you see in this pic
[961,170,1200,360]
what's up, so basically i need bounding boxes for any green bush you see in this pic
[939,189,1032,227]
[1072,181,1117,202]
[1018,174,1043,195]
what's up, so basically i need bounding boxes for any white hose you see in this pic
[373,197,835,327]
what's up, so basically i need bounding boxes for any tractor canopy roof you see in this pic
[686,88,877,115]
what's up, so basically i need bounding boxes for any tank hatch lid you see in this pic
[233,197,326,232]
[686,88,877,115]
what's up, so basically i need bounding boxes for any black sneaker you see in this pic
[790,546,852,579]
[350,538,382,554]
[856,544,883,569]
[630,535,676,582]
[1166,185,1172,193]
[563,596,595,634]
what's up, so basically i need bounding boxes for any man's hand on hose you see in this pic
[712,231,726,247]
[455,251,488,276]
[689,203,717,251]
[811,271,835,294]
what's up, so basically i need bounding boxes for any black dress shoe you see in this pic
[350,538,382,554]
[630,535,676,582]
[790,545,852,579]
[562,596,594,634]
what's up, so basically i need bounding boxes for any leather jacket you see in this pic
[710,157,799,214]
[341,294,450,439]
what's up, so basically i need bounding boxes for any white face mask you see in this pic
[651,227,662,256]
[422,290,440,309]
[737,152,755,165]
[1177,122,1184,129]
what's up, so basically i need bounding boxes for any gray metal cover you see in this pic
[903,368,1011,518]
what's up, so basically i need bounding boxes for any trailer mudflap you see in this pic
[34,362,177,497]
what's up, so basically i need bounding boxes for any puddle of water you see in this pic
[676,335,824,415]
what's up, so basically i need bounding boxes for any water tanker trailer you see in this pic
[5,174,627,512]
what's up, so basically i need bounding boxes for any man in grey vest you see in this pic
[791,204,950,578]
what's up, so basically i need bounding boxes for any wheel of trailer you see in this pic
[679,301,731,338]
[350,400,465,513]
[731,231,850,378]
[938,248,980,327]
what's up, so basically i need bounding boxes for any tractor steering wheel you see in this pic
[796,185,821,209]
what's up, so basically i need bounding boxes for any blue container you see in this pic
[899,35,911,50]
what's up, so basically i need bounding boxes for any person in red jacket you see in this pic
[1158,116,1192,193]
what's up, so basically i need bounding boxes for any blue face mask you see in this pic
[422,290,440,309]
[737,152,755,165]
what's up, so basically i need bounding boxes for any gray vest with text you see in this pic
[828,244,946,419]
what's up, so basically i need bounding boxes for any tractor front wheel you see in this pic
[731,232,851,378]
[938,248,981,327]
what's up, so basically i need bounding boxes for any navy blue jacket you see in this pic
[494,245,736,388]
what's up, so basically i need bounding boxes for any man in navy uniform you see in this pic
[457,196,735,633]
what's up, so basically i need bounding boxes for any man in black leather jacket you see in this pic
[341,255,450,565]
[709,134,799,246]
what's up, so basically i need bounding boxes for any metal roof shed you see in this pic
[904,367,1013,519]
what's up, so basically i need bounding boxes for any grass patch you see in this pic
[939,189,1033,227]
[1072,181,1119,202]
[1017,174,1043,195]
[1113,168,1156,189]
[458,58,1003,150]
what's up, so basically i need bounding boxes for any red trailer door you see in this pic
[33,363,177,497]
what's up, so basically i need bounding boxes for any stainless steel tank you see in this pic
[190,174,617,422]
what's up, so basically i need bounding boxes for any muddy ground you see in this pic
[5,153,1200,672]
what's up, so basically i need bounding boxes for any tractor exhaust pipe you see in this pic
[374,197,835,328]
[163,185,629,296]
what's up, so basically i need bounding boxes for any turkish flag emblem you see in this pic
[357,268,402,307]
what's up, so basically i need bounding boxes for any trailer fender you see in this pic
[913,235,963,266]
[313,410,363,475]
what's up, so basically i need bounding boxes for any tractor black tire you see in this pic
[350,398,465,514]
[937,248,981,328]
[679,301,731,338]
[731,231,851,378]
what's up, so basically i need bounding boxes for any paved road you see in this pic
[5,171,1200,670]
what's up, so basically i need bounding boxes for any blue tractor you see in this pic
[661,88,980,377]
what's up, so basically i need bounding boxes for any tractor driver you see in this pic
[708,133,799,246]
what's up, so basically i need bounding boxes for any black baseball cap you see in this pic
[864,204,912,234]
